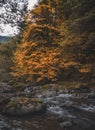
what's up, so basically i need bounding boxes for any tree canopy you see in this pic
[11,1,64,84]
[0,0,95,85]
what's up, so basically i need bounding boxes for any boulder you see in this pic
[4,97,46,116]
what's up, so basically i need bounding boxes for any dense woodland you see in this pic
[0,0,95,89]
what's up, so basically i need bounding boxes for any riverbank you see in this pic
[0,82,95,130]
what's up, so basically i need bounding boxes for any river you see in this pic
[1,83,95,130]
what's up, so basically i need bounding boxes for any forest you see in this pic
[0,0,95,129]
[0,0,95,88]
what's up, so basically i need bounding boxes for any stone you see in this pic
[4,97,46,116]
[0,115,11,129]
[60,121,72,127]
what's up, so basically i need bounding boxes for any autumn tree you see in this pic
[11,1,64,84]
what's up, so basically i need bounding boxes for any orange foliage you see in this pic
[11,2,64,83]
[12,44,64,82]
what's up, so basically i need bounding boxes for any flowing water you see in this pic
[1,96,95,130]
[1,110,95,130]
[1,83,95,130]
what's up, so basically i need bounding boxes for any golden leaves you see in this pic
[12,44,64,82]
[11,2,65,83]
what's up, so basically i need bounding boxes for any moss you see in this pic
[5,97,43,109]
[38,81,91,92]
[11,82,27,92]
[30,98,43,103]
[8,80,15,85]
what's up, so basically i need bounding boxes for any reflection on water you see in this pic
[5,113,61,130]
[3,110,95,130]
[1,109,95,130]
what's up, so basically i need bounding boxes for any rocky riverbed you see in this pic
[0,82,95,130]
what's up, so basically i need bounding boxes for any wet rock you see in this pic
[0,120,10,129]
[58,115,70,122]
[0,114,11,129]
[4,97,46,116]
[60,120,72,127]
[58,93,72,98]
[57,90,63,94]
[24,86,41,96]
[12,120,22,126]
[58,110,76,123]
[87,92,95,99]
[79,105,95,112]
[58,89,69,94]
[0,82,12,93]
[38,90,57,99]
[60,100,73,108]
[48,106,63,115]
[24,87,34,94]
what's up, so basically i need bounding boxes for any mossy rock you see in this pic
[6,97,43,108]
[39,84,65,92]
[0,98,10,112]
[4,97,46,116]
[11,83,27,92]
